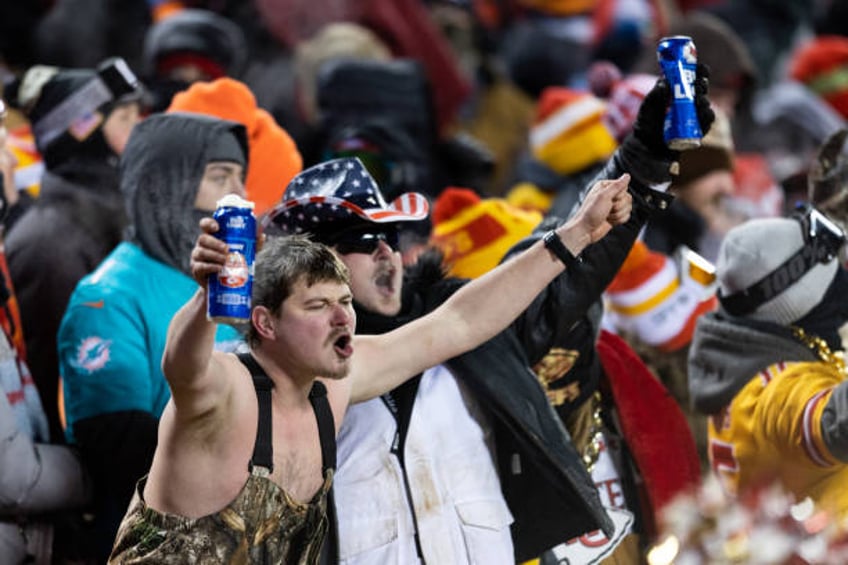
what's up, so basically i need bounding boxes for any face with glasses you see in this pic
[323,224,404,316]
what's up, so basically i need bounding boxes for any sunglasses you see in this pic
[327,227,400,255]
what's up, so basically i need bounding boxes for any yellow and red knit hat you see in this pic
[604,241,718,352]
[530,87,618,176]
[167,78,303,217]
[430,187,542,279]
[504,182,555,215]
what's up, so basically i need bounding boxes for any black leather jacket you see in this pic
[326,136,674,562]
[456,144,672,560]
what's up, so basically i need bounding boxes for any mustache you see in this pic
[327,327,352,344]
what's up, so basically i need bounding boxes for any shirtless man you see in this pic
[108,171,631,564]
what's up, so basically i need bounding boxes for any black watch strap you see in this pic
[543,230,582,270]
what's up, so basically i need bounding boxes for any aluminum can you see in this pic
[208,194,256,324]
[657,35,703,150]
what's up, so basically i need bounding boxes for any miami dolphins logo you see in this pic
[74,336,112,373]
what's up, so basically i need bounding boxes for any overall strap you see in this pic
[308,381,336,472]
[237,352,274,472]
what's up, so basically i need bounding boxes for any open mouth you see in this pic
[375,268,395,295]
[333,333,353,358]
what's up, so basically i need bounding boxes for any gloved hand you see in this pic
[632,63,716,161]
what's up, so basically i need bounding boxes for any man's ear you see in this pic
[251,305,276,340]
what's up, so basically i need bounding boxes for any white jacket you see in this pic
[335,365,514,564]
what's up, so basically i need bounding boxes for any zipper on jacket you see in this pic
[382,377,425,563]
[392,433,426,563]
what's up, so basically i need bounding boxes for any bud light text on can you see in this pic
[208,194,256,324]
[657,35,703,151]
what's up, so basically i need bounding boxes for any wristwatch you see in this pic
[543,230,583,270]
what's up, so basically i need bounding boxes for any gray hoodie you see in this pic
[119,112,248,276]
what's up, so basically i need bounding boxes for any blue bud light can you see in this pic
[208,194,256,324]
[657,35,703,151]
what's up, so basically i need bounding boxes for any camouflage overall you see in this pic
[109,354,336,564]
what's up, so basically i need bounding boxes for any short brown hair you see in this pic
[247,235,350,347]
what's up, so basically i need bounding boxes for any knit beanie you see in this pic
[530,87,618,176]
[505,182,555,214]
[604,241,718,352]
[717,217,839,326]
[18,59,143,169]
[430,187,542,279]
[167,78,303,217]
[598,71,657,143]
[790,35,848,120]
[670,106,734,189]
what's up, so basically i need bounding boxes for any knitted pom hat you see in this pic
[717,217,839,325]
[790,35,848,120]
[604,241,718,352]
[601,72,657,143]
[505,182,555,215]
[430,187,542,279]
[530,87,618,176]
[167,77,303,217]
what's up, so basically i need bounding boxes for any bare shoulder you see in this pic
[318,377,352,435]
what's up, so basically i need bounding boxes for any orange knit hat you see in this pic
[167,78,303,216]
[604,242,718,352]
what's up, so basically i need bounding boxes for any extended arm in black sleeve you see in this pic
[507,65,715,363]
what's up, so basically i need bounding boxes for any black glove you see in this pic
[693,63,715,138]
[632,63,716,161]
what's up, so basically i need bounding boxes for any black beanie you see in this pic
[26,69,96,126]
[21,61,142,170]
[204,130,246,168]
[28,69,109,169]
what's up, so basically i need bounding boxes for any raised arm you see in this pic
[349,174,632,402]
[161,218,231,416]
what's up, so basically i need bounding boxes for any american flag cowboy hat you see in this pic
[264,157,429,234]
